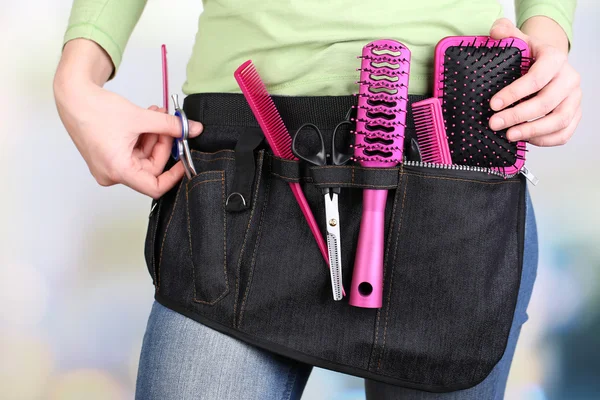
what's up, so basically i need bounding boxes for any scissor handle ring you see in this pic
[292,123,327,166]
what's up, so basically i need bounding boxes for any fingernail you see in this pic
[509,130,522,141]
[188,121,203,136]
[490,117,504,131]
[491,98,504,110]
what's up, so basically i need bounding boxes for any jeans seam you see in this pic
[284,365,299,400]
[369,171,403,371]
[377,173,409,372]
[237,167,272,328]
[187,171,230,305]
[233,151,265,328]
[157,181,185,289]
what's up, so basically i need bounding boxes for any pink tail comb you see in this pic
[349,40,411,309]
[412,98,452,164]
[234,61,346,296]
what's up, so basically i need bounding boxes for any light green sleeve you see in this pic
[63,0,148,75]
[515,0,577,43]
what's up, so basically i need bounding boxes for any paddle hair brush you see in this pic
[433,36,531,174]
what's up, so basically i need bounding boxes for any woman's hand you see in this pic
[54,39,202,199]
[488,18,581,147]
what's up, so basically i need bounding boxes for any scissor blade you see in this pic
[325,194,343,301]
[326,232,343,301]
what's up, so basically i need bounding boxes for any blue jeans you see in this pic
[136,192,538,400]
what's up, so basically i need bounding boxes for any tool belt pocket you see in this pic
[145,129,526,392]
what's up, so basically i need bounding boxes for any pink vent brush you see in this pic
[349,40,411,309]
[234,61,345,295]
[411,97,452,164]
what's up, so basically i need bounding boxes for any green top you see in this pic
[63,0,576,96]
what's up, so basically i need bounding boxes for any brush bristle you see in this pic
[412,98,452,164]
[354,40,411,167]
[234,60,294,160]
[434,37,529,173]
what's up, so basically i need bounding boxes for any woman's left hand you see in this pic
[488,18,582,147]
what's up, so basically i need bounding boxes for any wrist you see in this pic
[521,16,569,54]
[55,39,114,88]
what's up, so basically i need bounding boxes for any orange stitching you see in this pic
[370,172,402,370]
[233,151,265,327]
[157,181,184,289]
[270,172,301,182]
[191,157,235,162]
[378,174,409,372]
[190,149,235,156]
[188,178,224,192]
[189,171,230,305]
[238,166,272,327]
[150,199,162,287]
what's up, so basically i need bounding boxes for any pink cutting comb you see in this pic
[349,40,411,309]
[234,61,345,296]
[433,36,531,174]
[161,44,169,112]
[411,97,452,164]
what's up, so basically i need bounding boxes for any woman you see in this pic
[54,1,580,399]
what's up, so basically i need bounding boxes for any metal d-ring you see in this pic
[225,192,247,208]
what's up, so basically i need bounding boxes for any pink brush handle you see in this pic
[349,189,387,308]
[289,182,346,297]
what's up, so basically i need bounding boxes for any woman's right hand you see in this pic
[54,39,203,199]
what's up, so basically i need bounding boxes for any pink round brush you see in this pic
[349,39,411,308]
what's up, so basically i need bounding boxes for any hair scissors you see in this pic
[171,94,196,179]
[292,114,354,301]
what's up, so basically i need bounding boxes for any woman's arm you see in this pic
[487,1,581,147]
[54,3,203,198]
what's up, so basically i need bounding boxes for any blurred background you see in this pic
[0,1,598,399]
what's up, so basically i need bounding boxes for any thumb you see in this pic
[140,108,203,138]
[489,18,528,42]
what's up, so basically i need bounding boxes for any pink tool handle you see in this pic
[290,182,346,297]
[349,189,387,308]
[161,44,169,112]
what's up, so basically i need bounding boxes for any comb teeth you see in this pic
[234,60,294,160]
[411,98,452,164]
[354,39,410,167]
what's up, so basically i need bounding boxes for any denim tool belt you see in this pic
[143,93,526,392]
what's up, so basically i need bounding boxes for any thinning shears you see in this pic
[291,115,354,301]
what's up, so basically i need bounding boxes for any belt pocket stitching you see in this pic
[377,174,410,372]
[157,181,185,289]
[149,198,163,286]
[186,170,230,305]
[237,163,273,328]
[232,151,266,328]
[369,171,403,371]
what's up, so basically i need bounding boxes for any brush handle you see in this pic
[349,189,387,308]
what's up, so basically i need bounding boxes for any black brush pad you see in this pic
[441,45,523,169]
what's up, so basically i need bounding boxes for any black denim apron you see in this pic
[144,93,526,392]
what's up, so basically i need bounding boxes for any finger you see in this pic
[507,90,581,141]
[490,48,565,111]
[134,106,169,157]
[489,73,571,130]
[489,18,528,42]
[528,108,581,147]
[139,108,203,139]
[147,134,175,176]
[122,160,185,199]
[134,133,160,158]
